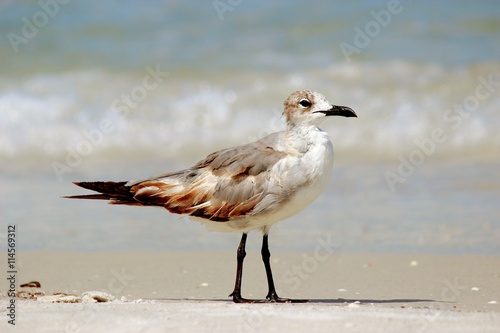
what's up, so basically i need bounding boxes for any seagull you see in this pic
[66,90,357,303]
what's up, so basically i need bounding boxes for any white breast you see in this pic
[266,128,334,223]
[201,126,334,233]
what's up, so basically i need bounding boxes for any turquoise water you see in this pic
[1,1,499,254]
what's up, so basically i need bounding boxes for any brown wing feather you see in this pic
[131,138,287,221]
[68,134,288,221]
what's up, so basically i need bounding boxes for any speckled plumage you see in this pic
[69,90,356,233]
[67,89,356,303]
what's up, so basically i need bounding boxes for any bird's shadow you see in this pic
[307,298,437,304]
[145,297,438,304]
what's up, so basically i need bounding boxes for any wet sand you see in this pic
[1,251,499,332]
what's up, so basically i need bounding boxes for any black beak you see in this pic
[317,105,357,118]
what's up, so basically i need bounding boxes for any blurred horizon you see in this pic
[1,1,499,254]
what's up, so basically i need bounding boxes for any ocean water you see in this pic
[1,0,499,254]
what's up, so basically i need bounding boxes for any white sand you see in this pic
[2,300,500,333]
[1,251,499,332]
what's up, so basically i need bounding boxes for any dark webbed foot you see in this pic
[230,291,308,304]
[265,291,308,303]
[230,233,309,304]
[231,295,266,304]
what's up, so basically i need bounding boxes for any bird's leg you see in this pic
[229,232,308,303]
[261,234,308,303]
[229,233,254,303]
[229,233,270,303]
[261,234,280,301]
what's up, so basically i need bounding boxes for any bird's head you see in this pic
[283,90,357,127]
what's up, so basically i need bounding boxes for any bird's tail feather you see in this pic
[65,181,140,205]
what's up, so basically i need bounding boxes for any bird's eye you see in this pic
[299,99,311,108]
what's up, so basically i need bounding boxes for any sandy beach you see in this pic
[2,1,500,332]
[1,251,499,332]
